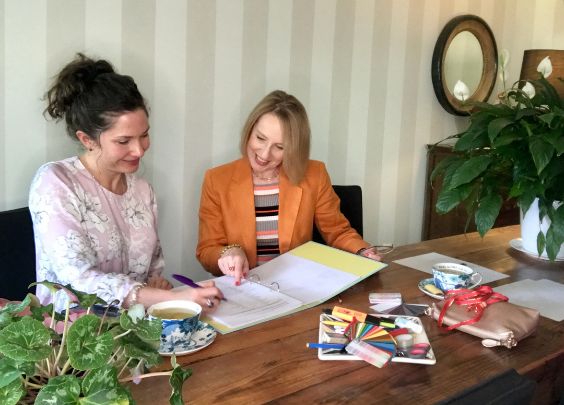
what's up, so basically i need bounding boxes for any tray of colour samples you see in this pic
[317,313,436,365]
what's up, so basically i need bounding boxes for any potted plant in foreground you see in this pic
[431,55,564,261]
[0,283,192,405]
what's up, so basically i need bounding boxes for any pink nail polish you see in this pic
[235,281,240,286]
[365,252,369,257]
[243,273,247,278]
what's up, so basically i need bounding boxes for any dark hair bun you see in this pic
[44,54,115,120]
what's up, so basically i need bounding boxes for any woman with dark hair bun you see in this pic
[30,54,223,313]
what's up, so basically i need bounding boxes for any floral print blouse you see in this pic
[29,157,165,311]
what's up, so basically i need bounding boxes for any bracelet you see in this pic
[220,244,242,257]
[129,283,147,307]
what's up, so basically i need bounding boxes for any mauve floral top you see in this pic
[29,157,165,311]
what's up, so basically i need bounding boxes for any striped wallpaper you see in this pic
[1,0,563,283]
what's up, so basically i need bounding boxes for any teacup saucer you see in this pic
[418,278,481,300]
[509,238,564,262]
[159,321,216,356]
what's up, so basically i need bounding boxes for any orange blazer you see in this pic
[196,158,370,275]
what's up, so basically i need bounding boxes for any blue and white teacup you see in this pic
[147,300,202,352]
[432,263,482,292]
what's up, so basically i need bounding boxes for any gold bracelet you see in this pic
[220,244,242,257]
[129,283,147,307]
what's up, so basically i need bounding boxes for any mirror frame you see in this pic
[431,15,498,116]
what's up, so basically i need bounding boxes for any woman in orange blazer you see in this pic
[197,91,382,284]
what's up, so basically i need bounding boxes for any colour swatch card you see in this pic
[493,279,564,322]
[394,252,509,284]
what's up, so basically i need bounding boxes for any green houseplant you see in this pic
[0,283,192,405]
[431,55,564,261]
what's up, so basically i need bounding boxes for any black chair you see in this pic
[0,207,37,301]
[433,368,536,405]
[312,185,363,245]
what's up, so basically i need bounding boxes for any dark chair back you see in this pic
[0,207,36,300]
[434,368,536,405]
[312,185,363,245]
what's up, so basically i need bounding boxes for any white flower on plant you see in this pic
[453,80,470,101]
[537,56,552,78]
[522,82,536,98]
[499,49,510,68]
[128,303,145,324]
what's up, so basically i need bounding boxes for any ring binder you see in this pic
[249,274,280,292]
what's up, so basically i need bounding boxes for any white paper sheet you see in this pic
[248,253,360,305]
[207,277,303,328]
[494,279,564,321]
[394,252,509,284]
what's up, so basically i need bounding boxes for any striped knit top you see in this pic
[254,182,280,266]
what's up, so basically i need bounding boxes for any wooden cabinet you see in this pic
[422,144,519,241]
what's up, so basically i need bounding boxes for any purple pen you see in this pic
[171,274,228,301]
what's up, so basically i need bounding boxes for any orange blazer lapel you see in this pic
[278,167,302,253]
[229,159,257,261]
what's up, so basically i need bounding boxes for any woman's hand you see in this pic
[174,280,224,315]
[358,246,382,262]
[147,276,173,290]
[218,246,249,286]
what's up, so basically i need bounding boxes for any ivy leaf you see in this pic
[120,314,162,341]
[488,117,514,142]
[0,295,31,315]
[475,194,503,237]
[0,312,14,332]
[0,317,52,361]
[169,366,193,405]
[123,343,163,368]
[537,231,547,256]
[0,378,25,405]
[529,137,554,174]
[35,374,81,405]
[67,315,114,371]
[0,359,23,389]
[449,156,493,189]
[81,365,130,405]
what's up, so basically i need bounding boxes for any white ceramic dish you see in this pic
[418,278,481,300]
[158,321,216,356]
[509,238,564,262]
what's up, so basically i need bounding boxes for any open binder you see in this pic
[201,241,387,334]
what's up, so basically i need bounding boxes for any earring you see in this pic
[89,148,93,151]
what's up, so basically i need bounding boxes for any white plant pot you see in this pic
[520,198,564,259]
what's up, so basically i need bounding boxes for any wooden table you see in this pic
[130,226,564,404]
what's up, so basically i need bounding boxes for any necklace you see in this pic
[79,156,127,195]
[252,168,280,182]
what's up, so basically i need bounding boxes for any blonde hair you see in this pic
[240,90,311,185]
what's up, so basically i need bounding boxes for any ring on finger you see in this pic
[207,298,214,308]
[228,266,234,272]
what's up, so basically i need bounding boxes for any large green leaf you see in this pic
[543,129,564,156]
[123,343,163,368]
[120,314,162,341]
[492,131,525,148]
[545,205,564,261]
[0,296,31,315]
[0,317,52,361]
[80,365,129,405]
[449,156,494,189]
[0,378,25,405]
[488,117,514,142]
[169,366,193,405]
[537,231,547,256]
[35,374,80,405]
[0,312,13,332]
[518,189,537,217]
[529,138,554,174]
[429,155,460,183]
[442,160,464,190]
[28,282,106,308]
[453,130,488,151]
[67,315,113,371]
[475,194,503,237]
[29,304,65,323]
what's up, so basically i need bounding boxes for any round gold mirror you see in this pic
[432,15,497,116]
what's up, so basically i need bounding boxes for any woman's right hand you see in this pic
[218,246,249,286]
[174,280,224,315]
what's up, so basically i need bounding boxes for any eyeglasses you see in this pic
[358,244,395,256]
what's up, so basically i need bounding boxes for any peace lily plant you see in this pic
[0,283,192,405]
[432,53,564,261]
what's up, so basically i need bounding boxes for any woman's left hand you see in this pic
[358,247,382,262]
[147,276,173,290]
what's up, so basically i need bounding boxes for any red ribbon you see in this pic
[437,286,509,331]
